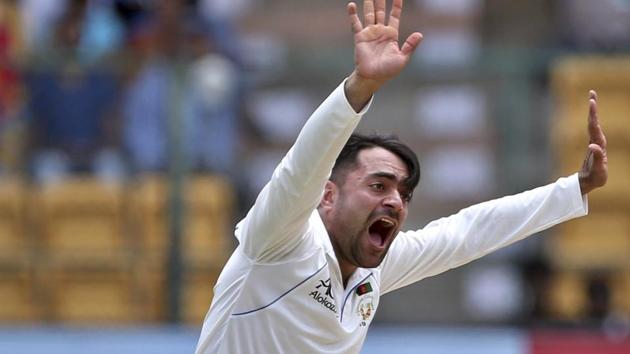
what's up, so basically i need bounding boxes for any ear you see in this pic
[319,180,338,209]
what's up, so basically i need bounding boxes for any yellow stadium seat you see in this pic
[128,175,169,262]
[181,267,221,325]
[130,174,235,267]
[42,267,144,324]
[31,177,127,265]
[0,178,27,261]
[130,262,223,324]
[0,268,39,322]
[547,212,630,271]
[131,264,167,322]
[551,56,630,163]
[184,175,234,267]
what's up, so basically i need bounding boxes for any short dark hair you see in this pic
[331,133,421,193]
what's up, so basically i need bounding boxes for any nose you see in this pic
[382,191,403,212]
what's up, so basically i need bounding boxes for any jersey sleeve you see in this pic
[236,80,372,263]
[379,173,588,294]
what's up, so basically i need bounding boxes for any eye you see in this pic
[369,183,385,192]
[401,193,412,203]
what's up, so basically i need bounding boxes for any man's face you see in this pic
[322,147,411,269]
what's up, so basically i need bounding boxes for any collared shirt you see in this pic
[195,80,588,354]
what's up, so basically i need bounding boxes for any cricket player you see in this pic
[195,0,608,352]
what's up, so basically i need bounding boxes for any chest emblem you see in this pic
[357,295,375,322]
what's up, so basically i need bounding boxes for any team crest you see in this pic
[356,295,375,322]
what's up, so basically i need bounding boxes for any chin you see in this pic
[358,255,386,269]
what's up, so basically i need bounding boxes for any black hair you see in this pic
[331,133,421,193]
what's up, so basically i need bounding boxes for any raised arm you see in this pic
[380,91,607,292]
[238,0,422,262]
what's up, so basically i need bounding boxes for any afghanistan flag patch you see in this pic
[356,282,373,295]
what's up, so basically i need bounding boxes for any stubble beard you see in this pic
[332,193,391,269]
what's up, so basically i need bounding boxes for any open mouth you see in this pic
[367,217,396,248]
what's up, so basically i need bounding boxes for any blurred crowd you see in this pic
[0,0,244,186]
[1,0,628,197]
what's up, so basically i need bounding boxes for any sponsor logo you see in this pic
[309,278,336,313]
[316,278,334,299]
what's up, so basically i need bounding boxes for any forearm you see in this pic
[381,174,588,293]
[430,174,588,270]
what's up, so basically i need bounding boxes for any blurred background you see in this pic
[0,0,629,353]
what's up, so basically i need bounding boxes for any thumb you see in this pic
[588,143,605,166]
[401,32,423,57]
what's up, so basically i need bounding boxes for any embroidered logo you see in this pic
[356,295,375,326]
[309,278,337,313]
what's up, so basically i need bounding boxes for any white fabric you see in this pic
[195,80,588,354]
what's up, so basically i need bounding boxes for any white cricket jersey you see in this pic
[195,80,588,354]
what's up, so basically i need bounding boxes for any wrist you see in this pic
[344,71,382,112]
[578,172,591,195]
[348,71,382,93]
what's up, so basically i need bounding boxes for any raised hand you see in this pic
[578,90,608,195]
[349,0,422,83]
[345,0,422,111]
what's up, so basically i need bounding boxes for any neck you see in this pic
[328,235,357,288]
[318,207,357,288]
[338,259,357,288]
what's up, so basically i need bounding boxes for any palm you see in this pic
[348,0,422,84]
[355,26,408,81]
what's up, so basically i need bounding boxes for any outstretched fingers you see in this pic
[363,0,375,25]
[375,0,386,25]
[401,32,423,56]
[588,90,607,150]
[388,0,403,30]
[351,0,412,37]
[348,2,363,33]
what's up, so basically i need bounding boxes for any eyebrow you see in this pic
[368,172,401,182]
[368,172,412,196]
